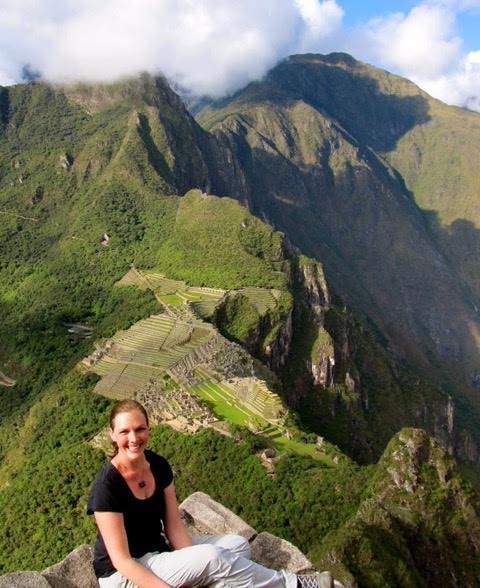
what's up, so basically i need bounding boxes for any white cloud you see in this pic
[2,0,480,111]
[421,50,480,109]
[365,4,462,80]
[427,0,480,9]
[294,0,344,49]
[351,2,480,111]
[0,0,344,97]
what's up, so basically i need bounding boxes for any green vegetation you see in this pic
[214,293,261,343]
[0,372,110,572]
[155,190,288,289]
[148,424,370,560]
[190,380,262,426]
[1,68,480,587]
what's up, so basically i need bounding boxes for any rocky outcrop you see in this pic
[318,429,480,587]
[0,493,341,587]
[264,306,293,372]
[0,545,96,588]
[296,260,339,390]
[301,262,331,318]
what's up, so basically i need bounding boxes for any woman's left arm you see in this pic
[163,482,193,549]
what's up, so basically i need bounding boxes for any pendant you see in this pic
[138,480,146,488]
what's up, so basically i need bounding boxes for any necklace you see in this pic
[114,458,148,489]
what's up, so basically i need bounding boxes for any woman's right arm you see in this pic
[94,511,171,588]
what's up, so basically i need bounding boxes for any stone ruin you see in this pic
[136,381,217,434]
[0,492,347,588]
[81,340,113,369]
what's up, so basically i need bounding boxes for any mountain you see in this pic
[1,56,480,585]
[196,53,480,462]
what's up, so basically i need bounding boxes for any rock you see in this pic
[179,491,256,540]
[0,573,51,587]
[59,154,73,170]
[42,545,96,588]
[262,447,276,459]
[250,532,314,573]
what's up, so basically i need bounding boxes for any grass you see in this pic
[189,380,335,463]
[158,293,184,305]
[190,381,261,427]
[272,436,335,464]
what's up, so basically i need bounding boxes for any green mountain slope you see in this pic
[197,53,480,462]
[1,67,480,585]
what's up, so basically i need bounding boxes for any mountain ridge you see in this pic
[193,53,480,461]
[1,54,480,585]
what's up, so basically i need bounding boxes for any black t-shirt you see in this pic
[87,450,174,578]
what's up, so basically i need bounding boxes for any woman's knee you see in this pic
[148,545,226,587]
[218,534,251,559]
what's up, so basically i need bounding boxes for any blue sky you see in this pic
[1,1,480,110]
[340,0,480,52]
[341,1,416,26]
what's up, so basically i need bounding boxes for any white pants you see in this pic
[98,534,297,588]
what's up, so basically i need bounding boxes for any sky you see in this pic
[1,0,480,111]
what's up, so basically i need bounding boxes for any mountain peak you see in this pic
[61,72,182,114]
[286,52,358,67]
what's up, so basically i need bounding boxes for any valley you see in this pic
[1,55,480,585]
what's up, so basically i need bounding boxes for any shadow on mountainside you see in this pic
[423,212,480,305]
[0,86,9,131]
[210,134,480,463]
[202,53,431,154]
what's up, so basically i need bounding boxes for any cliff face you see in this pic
[258,257,462,464]
[316,429,480,587]
[197,53,480,461]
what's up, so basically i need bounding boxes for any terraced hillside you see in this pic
[187,377,334,462]
[238,287,281,316]
[188,379,282,426]
[85,271,293,445]
[82,313,214,399]
[117,268,226,315]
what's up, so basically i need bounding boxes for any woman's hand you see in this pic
[95,511,171,588]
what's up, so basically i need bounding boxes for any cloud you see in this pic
[2,0,480,111]
[365,4,462,80]
[421,50,480,109]
[0,0,344,96]
[293,0,344,50]
[352,2,480,111]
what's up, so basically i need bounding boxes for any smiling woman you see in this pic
[87,399,338,588]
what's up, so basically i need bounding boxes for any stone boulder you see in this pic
[179,491,257,540]
[250,532,314,574]
[0,572,52,588]
[42,545,97,588]
[0,546,96,588]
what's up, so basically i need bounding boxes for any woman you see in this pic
[87,399,335,588]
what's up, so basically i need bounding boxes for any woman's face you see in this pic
[110,409,149,462]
